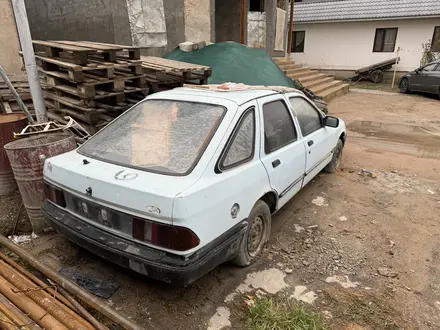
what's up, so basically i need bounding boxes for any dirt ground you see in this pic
[10,90,440,329]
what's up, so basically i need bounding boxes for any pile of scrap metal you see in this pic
[0,234,143,330]
[14,118,91,144]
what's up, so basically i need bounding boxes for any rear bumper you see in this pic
[42,201,247,286]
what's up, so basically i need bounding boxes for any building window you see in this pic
[250,0,265,12]
[291,31,305,53]
[373,28,398,52]
[432,26,440,52]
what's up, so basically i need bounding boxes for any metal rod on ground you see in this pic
[287,0,295,57]
[391,47,400,89]
[0,275,68,330]
[0,256,93,330]
[47,279,108,330]
[0,251,75,311]
[241,0,247,44]
[0,308,19,330]
[10,0,47,123]
[0,260,94,330]
[0,65,34,123]
[0,293,41,330]
[0,234,144,330]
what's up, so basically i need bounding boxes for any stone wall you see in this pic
[184,0,214,42]
[0,0,24,77]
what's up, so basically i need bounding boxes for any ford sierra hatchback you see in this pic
[42,85,346,286]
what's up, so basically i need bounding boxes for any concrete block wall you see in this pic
[0,0,24,77]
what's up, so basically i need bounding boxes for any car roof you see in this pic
[148,84,304,106]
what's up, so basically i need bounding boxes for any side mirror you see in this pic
[415,68,420,74]
[325,116,339,128]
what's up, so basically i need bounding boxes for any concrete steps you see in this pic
[273,57,349,102]
[302,76,334,89]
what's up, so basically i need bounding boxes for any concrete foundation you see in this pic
[320,69,406,83]
[0,0,24,77]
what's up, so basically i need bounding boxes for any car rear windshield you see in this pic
[79,100,226,175]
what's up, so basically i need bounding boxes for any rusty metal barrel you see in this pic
[4,133,76,234]
[0,114,28,195]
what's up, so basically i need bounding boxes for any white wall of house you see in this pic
[291,18,439,72]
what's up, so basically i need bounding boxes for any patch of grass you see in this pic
[248,297,328,330]
[323,288,403,330]
[349,82,399,92]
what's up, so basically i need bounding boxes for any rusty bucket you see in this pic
[0,114,28,195]
[4,133,76,234]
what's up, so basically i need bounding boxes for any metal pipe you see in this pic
[287,0,295,57]
[0,65,34,123]
[0,252,75,311]
[0,234,144,330]
[0,308,19,330]
[0,260,93,330]
[0,293,41,330]
[47,280,108,330]
[10,0,47,122]
[0,275,68,330]
[241,0,247,44]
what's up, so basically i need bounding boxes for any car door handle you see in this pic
[308,140,314,146]
[272,159,281,168]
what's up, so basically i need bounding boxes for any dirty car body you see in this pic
[42,87,346,286]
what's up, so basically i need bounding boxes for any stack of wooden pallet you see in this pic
[32,40,149,133]
[140,56,211,92]
[0,79,33,115]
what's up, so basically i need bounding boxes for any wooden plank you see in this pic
[54,40,123,51]
[34,54,83,70]
[2,102,12,113]
[33,40,96,52]
[355,57,400,74]
[140,56,210,71]
[35,53,114,70]
[82,41,139,50]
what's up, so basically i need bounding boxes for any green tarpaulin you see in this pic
[165,42,299,88]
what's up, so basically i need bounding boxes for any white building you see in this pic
[290,0,440,78]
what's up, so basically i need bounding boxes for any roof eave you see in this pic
[295,14,440,24]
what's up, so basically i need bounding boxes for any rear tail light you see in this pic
[44,182,66,207]
[132,218,200,251]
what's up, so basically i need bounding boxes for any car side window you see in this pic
[220,109,255,169]
[262,100,297,153]
[421,63,437,72]
[289,97,322,137]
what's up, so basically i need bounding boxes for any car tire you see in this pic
[231,200,271,267]
[324,139,343,173]
[399,78,410,93]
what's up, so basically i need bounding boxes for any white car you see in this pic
[42,86,346,286]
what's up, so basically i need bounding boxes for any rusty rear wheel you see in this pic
[231,200,271,267]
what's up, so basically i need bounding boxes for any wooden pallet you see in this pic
[140,56,211,85]
[34,53,115,82]
[33,40,141,65]
[45,75,125,99]
[44,85,148,108]
[0,80,33,114]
